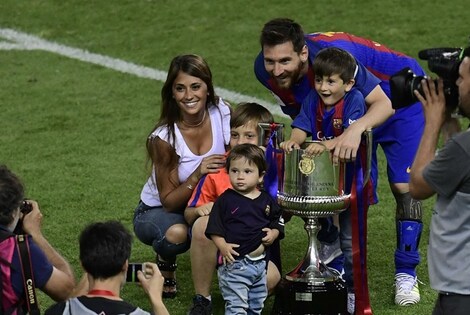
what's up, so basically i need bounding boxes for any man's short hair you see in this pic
[260,18,306,53]
[0,165,25,226]
[79,220,132,279]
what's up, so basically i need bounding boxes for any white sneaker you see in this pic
[319,238,342,264]
[347,292,355,315]
[394,273,420,306]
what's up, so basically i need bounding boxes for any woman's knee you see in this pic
[165,223,188,244]
[157,225,190,259]
[157,238,190,260]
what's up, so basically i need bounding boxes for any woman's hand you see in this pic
[196,154,226,178]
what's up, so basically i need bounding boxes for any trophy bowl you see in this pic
[278,141,351,216]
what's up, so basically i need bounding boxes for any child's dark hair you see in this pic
[312,47,357,83]
[226,143,267,176]
[230,102,274,129]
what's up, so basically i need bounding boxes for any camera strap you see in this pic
[16,234,40,315]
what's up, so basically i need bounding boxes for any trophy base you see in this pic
[271,277,348,315]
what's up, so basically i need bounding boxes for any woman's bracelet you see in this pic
[185,175,199,191]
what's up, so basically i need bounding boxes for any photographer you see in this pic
[410,48,470,315]
[45,221,169,315]
[0,164,75,313]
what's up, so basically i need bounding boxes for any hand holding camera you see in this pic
[413,77,448,129]
[15,200,44,236]
[134,262,166,300]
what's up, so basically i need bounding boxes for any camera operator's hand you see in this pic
[414,78,447,129]
[138,262,169,315]
[21,200,44,238]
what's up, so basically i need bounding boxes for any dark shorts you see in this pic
[372,102,424,185]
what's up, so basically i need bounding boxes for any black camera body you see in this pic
[13,200,33,234]
[390,47,464,110]
[20,200,32,215]
[126,263,144,282]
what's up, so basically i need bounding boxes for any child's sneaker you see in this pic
[188,294,212,315]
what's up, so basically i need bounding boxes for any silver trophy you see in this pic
[263,127,372,315]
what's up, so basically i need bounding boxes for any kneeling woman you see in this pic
[133,54,231,298]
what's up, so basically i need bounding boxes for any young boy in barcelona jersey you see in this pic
[280,47,373,315]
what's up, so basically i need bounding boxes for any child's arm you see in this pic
[184,202,214,225]
[280,128,307,152]
[211,235,240,265]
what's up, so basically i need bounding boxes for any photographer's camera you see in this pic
[390,47,465,110]
[20,200,32,215]
[14,200,32,234]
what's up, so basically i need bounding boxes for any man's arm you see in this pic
[22,201,75,301]
[409,78,447,200]
[332,85,394,164]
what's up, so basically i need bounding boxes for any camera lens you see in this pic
[390,67,423,109]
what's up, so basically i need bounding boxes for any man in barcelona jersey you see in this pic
[254,18,425,308]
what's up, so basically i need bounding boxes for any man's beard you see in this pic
[274,60,306,90]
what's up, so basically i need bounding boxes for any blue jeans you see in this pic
[218,258,267,315]
[133,201,190,261]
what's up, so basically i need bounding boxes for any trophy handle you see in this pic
[258,122,284,147]
[363,128,373,187]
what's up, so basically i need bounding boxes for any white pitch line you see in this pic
[0,28,283,116]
